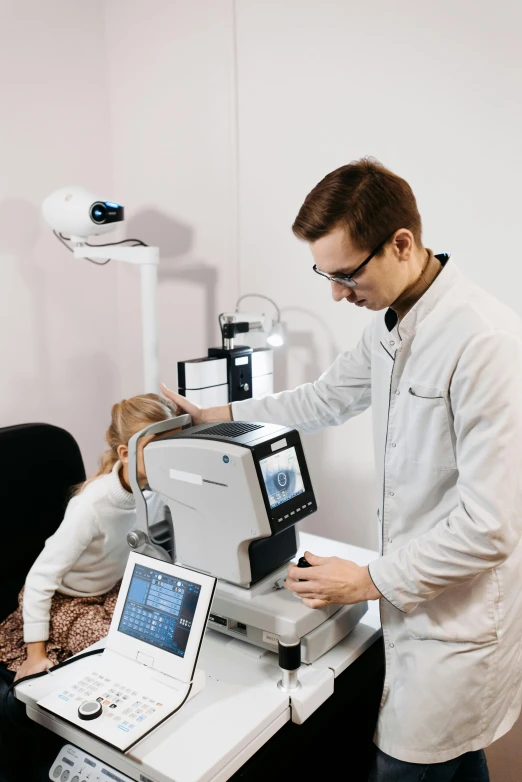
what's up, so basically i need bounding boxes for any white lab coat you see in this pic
[231,259,522,763]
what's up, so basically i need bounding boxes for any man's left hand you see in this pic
[286,552,382,608]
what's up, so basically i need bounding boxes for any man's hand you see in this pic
[160,384,232,426]
[285,551,382,608]
[15,642,53,681]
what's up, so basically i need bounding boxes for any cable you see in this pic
[235,293,282,323]
[53,232,149,266]
[85,237,148,248]
[3,646,104,729]
[53,231,111,265]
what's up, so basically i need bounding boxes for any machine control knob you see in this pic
[78,700,103,720]
[277,635,301,692]
[296,556,312,580]
[127,529,147,550]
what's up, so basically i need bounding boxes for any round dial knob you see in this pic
[78,700,102,720]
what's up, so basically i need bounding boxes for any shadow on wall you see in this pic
[271,305,377,549]
[0,197,51,419]
[61,351,121,471]
[272,305,342,513]
[126,209,219,350]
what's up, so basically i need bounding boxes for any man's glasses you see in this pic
[313,233,394,288]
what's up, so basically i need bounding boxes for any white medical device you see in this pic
[128,416,367,663]
[42,186,125,241]
[37,551,216,752]
[41,186,160,392]
[177,295,284,406]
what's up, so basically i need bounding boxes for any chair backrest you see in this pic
[0,423,86,621]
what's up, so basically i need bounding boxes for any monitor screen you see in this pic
[118,564,201,658]
[259,446,305,509]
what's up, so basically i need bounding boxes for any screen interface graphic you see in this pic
[118,564,201,657]
[259,446,305,509]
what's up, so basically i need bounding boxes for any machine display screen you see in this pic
[259,446,305,509]
[118,564,201,657]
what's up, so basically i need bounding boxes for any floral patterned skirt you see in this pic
[0,581,121,672]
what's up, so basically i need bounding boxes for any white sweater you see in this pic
[23,461,165,643]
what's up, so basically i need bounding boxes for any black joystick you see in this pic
[297,556,312,579]
[78,700,102,721]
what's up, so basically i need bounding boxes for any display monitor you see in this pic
[118,563,201,658]
[259,446,305,509]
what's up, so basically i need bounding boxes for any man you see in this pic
[162,158,522,781]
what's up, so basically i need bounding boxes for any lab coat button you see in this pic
[389,643,394,648]
[395,390,400,395]
[391,443,396,447]
[389,491,394,497]
[390,340,395,346]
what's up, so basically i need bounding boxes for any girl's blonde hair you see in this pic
[74,393,177,495]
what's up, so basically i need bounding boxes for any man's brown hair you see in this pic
[292,157,422,254]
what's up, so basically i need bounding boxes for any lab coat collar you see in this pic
[384,253,456,336]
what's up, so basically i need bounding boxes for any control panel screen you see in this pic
[118,564,201,657]
[259,446,305,509]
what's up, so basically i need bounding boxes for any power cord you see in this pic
[2,646,104,730]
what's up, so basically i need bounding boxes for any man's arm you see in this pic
[162,320,374,432]
[369,329,522,613]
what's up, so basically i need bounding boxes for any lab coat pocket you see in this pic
[405,383,456,471]
[407,572,499,645]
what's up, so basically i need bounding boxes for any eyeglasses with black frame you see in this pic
[313,233,395,288]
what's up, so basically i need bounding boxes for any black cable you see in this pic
[3,646,104,728]
[86,237,148,247]
[53,232,149,266]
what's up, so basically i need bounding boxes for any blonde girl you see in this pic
[0,393,176,680]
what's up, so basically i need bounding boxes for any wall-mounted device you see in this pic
[42,186,159,392]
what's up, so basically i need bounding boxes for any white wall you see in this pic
[103,0,239,399]
[0,0,239,474]
[0,0,120,471]
[235,0,522,551]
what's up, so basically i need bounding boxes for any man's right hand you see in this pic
[160,383,232,426]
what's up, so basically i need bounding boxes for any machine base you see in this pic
[208,566,368,662]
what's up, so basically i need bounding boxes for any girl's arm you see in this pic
[22,496,97,646]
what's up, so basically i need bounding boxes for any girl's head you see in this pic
[75,393,178,494]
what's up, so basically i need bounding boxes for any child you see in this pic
[0,393,177,681]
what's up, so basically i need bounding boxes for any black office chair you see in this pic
[0,423,85,781]
[0,423,86,622]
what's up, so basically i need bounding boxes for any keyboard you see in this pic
[38,666,189,751]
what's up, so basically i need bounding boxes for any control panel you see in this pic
[49,743,134,782]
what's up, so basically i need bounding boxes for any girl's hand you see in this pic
[15,643,54,680]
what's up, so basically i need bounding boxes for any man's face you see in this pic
[310,227,410,311]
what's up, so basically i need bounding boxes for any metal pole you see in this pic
[140,261,159,392]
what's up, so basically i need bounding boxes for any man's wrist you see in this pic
[203,404,232,423]
[361,565,382,601]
